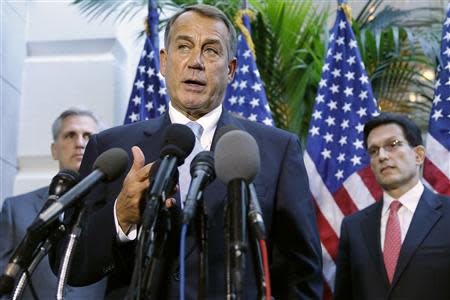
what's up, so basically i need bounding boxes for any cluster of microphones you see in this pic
[0,123,267,299]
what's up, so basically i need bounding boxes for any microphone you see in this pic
[0,170,80,296]
[0,148,129,295]
[214,130,260,185]
[148,124,195,200]
[39,169,81,214]
[214,129,260,297]
[31,148,128,231]
[182,151,216,225]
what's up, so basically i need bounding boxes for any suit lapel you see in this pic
[31,187,49,214]
[362,202,389,284]
[390,188,442,288]
[139,113,171,163]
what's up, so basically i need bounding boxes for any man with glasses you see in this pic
[334,112,450,300]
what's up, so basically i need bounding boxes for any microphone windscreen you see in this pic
[214,130,260,184]
[160,124,195,164]
[213,125,239,145]
[48,169,80,197]
[93,148,129,181]
[190,151,214,175]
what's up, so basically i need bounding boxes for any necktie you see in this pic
[383,200,402,283]
[179,122,204,207]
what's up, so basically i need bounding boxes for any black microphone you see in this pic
[214,129,260,297]
[40,169,81,214]
[148,124,195,200]
[30,148,128,231]
[0,148,129,295]
[0,170,80,295]
[182,151,216,225]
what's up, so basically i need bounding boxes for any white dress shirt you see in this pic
[380,180,424,249]
[114,102,222,241]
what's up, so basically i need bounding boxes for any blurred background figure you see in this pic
[0,108,107,299]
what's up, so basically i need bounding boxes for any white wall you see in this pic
[1,0,28,204]
[2,0,147,199]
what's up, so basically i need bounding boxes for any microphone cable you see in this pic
[259,239,271,300]
[179,224,188,300]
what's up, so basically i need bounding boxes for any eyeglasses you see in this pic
[367,139,405,158]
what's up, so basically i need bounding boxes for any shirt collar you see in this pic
[168,102,222,149]
[382,180,424,216]
[168,102,221,128]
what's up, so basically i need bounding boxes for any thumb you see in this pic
[131,146,145,171]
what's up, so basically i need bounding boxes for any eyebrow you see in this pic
[367,137,401,148]
[175,35,223,47]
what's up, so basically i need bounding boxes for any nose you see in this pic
[377,147,389,161]
[75,134,87,148]
[187,50,204,71]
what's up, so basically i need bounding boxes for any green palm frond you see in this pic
[249,0,328,138]
[72,0,149,23]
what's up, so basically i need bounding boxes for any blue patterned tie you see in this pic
[179,122,204,207]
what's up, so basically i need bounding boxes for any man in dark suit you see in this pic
[50,4,323,300]
[334,112,450,300]
[0,108,106,299]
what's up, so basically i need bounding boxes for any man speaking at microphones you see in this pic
[50,4,323,300]
[0,108,106,299]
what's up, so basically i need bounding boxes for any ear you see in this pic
[160,49,167,76]
[414,145,426,165]
[51,143,58,160]
[227,57,237,83]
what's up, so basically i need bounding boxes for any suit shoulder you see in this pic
[343,201,380,224]
[2,186,47,209]
[236,118,298,143]
[96,119,153,140]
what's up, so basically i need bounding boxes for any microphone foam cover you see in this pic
[93,148,129,182]
[214,130,260,184]
[160,124,195,164]
[214,125,239,144]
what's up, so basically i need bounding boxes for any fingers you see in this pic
[131,146,145,172]
[116,146,155,228]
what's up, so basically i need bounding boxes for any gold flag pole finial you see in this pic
[235,9,256,58]
[339,3,352,25]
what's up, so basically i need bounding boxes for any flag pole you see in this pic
[148,0,159,49]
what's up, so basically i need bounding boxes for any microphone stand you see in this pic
[12,222,67,300]
[142,205,171,299]
[226,180,248,300]
[56,206,86,300]
[195,198,208,300]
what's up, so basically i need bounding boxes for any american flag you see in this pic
[424,5,450,196]
[303,6,382,298]
[224,14,273,126]
[124,2,168,124]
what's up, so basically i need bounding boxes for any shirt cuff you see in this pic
[114,198,137,242]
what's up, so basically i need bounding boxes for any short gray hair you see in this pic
[164,4,237,61]
[52,108,102,141]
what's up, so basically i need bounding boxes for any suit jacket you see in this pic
[334,187,450,300]
[0,187,106,299]
[50,109,323,299]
